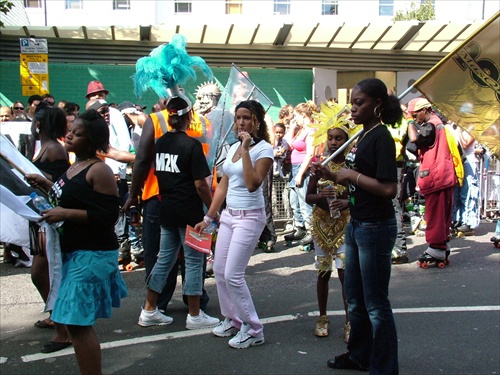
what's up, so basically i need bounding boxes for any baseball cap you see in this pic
[408,98,431,114]
[87,99,108,111]
[118,101,141,115]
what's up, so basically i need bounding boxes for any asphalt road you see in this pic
[1,220,499,375]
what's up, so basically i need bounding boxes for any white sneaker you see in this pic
[228,323,265,349]
[138,307,173,327]
[213,317,239,337]
[186,310,220,330]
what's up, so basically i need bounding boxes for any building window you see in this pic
[226,0,243,14]
[113,0,130,10]
[175,1,192,14]
[24,0,41,7]
[274,0,290,15]
[322,0,338,15]
[379,0,394,16]
[65,0,83,9]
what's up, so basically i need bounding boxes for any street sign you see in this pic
[19,39,50,95]
[19,38,48,54]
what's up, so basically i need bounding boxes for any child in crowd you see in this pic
[306,122,351,342]
[273,122,289,178]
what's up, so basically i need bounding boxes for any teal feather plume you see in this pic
[133,34,213,98]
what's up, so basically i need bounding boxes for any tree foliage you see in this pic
[0,0,14,28]
[393,0,436,21]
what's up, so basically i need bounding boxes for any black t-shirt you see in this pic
[345,125,397,221]
[50,164,120,252]
[155,131,210,227]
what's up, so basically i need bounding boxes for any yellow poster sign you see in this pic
[19,48,50,95]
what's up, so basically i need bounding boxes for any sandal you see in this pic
[314,315,329,337]
[41,341,72,353]
[34,320,55,329]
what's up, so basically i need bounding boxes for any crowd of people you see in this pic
[0,74,497,375]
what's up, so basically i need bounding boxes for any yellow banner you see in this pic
[414,12,500,157]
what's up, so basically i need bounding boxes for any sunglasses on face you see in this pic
[14,107,24,110]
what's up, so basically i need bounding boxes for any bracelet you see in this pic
[356,173,362,186]
[203,215,213,225]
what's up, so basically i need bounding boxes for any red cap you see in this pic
[85,80,109,99]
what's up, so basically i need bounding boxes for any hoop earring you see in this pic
[374,107,382,119]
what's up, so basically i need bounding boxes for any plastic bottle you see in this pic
[30,192,63,228]
[204,220,218,234]
[30,192,53,211]
[326,185,341,219]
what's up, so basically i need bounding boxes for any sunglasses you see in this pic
[14,107,24,110]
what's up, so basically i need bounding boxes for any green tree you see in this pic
[393,0,436,21]
[0,0,14,28]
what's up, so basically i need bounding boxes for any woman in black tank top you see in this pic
[29,102,70,351]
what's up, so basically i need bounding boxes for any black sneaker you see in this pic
[327,352,368,371]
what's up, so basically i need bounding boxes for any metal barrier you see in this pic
[272,176,293,229]
[479,155,499,219]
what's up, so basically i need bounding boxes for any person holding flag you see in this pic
[25,109,128,375]
[312,78,401,374]
[407,98,457,265]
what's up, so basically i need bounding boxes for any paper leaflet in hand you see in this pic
[184,225,212,254]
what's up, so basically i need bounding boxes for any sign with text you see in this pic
[19,40,50,95]
[19,38,48,54]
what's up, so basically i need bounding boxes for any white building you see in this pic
[11,0,500,27]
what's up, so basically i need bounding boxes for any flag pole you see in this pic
[0,151,49,196]
[0,150,28,177]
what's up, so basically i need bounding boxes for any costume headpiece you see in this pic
[133,34,213,106]
[310,102,361,147]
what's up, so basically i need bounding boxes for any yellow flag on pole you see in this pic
[413,11,500,157]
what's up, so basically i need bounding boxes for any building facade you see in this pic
[0,0,498,114]
[16,0,499,26]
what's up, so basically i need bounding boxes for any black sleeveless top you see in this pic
[49,163,120,253]
[33,145,70,182]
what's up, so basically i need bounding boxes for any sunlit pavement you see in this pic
[1,220,499,374]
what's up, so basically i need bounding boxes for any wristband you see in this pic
[356,173,362,186]
[203,215,213,225]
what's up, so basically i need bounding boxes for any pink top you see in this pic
[290,128,310,165]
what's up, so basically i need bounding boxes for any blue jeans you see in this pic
[146,226,204,296]
[453,159,479,227]
[289,164,312,229]
[142,197,177,310]
[345,217,399,375]
[142,197,209,311]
